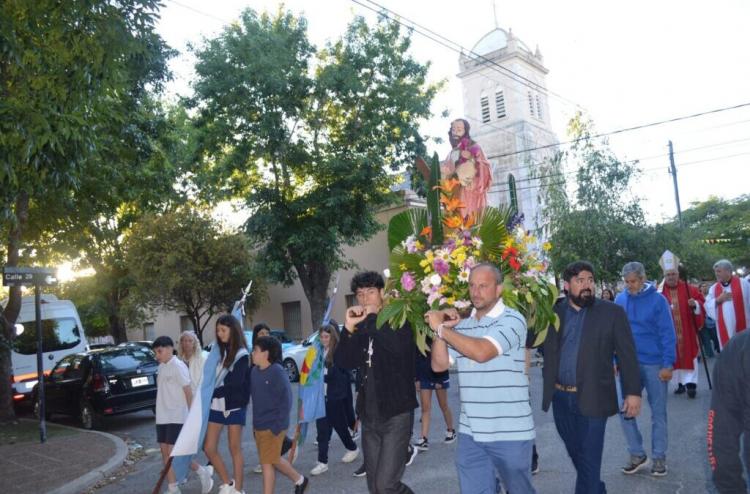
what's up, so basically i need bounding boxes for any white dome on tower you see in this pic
[470,27,532,56]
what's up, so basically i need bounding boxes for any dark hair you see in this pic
[215,314,248,369]
[254,335,282,364]
[601,288,615,300]
[563,261,595,282]
[252,322,271,348]
[319,322,340,367]
[448,118,475,148]
[152,335,174,349]
[350,271,385,293]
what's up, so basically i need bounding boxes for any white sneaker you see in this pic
[341,447,360,463]
[165,484,181,494]
[310,462,329,475]
[253,463,262,473]
[197,465,214,494]
[217,481,236,494]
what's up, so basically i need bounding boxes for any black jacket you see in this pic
[324,363,353,402]
[335,313,417,420]
[212,354,251,410]
[708,329,750,493]
[542,298,641,417]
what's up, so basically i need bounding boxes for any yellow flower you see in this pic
[399,263,407,271]
[446,297,456,305]
[543,242,552,251]
[415,240,424,250]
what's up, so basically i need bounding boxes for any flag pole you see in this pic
[681,274,712,390]
[152,456,173,494]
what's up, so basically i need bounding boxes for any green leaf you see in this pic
[387,208,429,251]
[476,206,512,260]
[376,297,407,329]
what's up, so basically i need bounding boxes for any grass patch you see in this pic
[0,419,78,446]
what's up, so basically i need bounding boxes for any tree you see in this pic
[0,0,171,422]
[125,208,266,345]
[188,9,439,330]
[540,113,649,282]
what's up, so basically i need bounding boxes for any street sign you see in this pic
[2,267,57,287]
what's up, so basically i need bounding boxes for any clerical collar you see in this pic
[721,280,731,287]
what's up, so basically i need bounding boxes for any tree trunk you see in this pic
[293,257,332,335]
[106,289,128,344]
[0,192,29,423]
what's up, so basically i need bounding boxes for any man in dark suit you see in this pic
[542,261,642,494]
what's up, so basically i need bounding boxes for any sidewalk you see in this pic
[0,418,127,494]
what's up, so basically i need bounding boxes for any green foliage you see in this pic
[477,206,512,262]
[388,209,428,251]
[427,152,444,245]
[188,9,438,329]
[54,276,111,337]
[125,208,266,345]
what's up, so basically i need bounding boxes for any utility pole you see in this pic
[668,140,683,228]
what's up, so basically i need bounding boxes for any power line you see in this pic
[165,0,229,24]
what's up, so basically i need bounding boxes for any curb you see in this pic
[18,419,129,494]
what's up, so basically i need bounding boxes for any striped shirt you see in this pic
[450,300,535,442]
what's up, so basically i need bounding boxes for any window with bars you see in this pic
[528,92,535,117]
[508,174,518,213]
[495,90,506,118]
[282,301,303,339]
[536,94,543,120]
[480,96,491,123]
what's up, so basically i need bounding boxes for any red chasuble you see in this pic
[661,281,705,370]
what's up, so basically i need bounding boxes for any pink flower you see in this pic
[401,272,416,292]
[433,257,450,276]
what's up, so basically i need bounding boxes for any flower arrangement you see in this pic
[377,155,559,353]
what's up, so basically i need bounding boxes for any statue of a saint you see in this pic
[440,119,492,218]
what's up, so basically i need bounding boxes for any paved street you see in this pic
[39,360,718,494]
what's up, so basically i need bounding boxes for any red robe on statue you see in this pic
[661,281,705,370]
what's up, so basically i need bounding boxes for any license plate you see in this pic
[131,376,149,387]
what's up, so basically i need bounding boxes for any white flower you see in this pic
[457,268,470,283]
[383,268,391,279]
[421,277,433,295]
[472,237,483,248]
[427,290,442,306]
[454,299,472,309]
[429,273,442,286]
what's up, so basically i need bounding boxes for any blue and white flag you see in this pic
[170,342,221,481]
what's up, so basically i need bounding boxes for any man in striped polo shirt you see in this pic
[427,263,536,494]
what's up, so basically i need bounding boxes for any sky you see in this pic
[155,0,750,225]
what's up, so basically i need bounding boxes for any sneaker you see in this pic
[415,437,429,451]
[197,465,214,494]
[217,481,236,494]
[253,464,262,474]
[310,462,328,476]
[651,458,667,476]
[622,454,648,474]
[341,447,360,463]
[350,428,360,441]
[674,383,686,395]
[353,463,367,477]
[686,383,697,399]
[166,484,181,494]
[405,444,418,466]
[294,476,309,494]
[444,429,457,444]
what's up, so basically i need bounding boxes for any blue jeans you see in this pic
[455,433,536,494]
[552,391,607,494]
[617,363,668,460]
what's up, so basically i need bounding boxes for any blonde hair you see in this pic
[178,331,201,362]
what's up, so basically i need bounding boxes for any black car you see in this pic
[33,346,159,429]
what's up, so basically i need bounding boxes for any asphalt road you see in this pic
[35,359,720,494]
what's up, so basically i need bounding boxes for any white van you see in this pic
[5,294,89,401]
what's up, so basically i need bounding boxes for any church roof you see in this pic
[471,28,532,56]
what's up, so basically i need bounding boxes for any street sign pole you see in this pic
[2,266,56,444]
[35,283,46,443]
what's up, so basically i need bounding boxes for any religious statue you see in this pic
[440,118,492,218]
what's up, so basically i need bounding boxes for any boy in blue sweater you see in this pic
[615,262,676,477]
[251,336,309,494]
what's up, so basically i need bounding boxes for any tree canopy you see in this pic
[188,9,439,329]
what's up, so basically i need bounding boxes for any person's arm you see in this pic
[612,306,642,417]
[657,297,677,377]
[183,385,193,408]
[426,309,502,364]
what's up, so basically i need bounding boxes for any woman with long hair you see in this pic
[309,323,359,476]
[178,331,205,393]
[203,315,251,494]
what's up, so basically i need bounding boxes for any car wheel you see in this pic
[283,358,299,382]
[80,400,102,430]
[33,393,51,421]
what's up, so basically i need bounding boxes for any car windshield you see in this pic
[99,349,156,373]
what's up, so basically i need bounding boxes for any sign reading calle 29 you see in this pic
[2,267,57,287]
